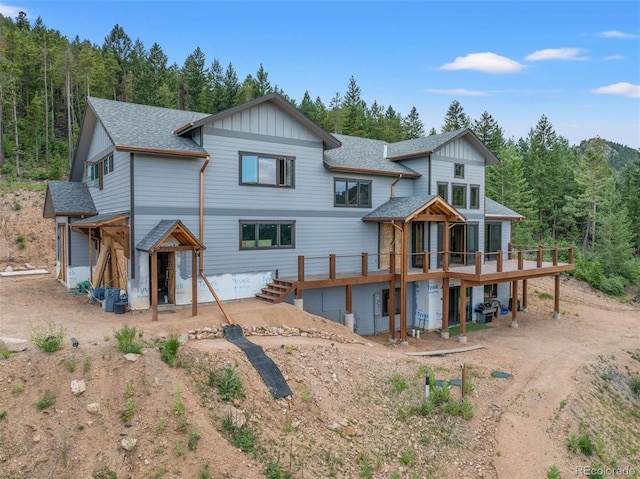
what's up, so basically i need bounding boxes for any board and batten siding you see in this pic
[396,156,430,197]
[210,101,320,142]
[87,121,112,160]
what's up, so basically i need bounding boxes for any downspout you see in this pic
[198,154,234,325]
[390,174,403,199]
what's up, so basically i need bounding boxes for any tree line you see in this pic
[0,12,638,296]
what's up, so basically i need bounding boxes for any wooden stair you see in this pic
[255,279,295,304]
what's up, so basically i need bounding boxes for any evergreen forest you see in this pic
[1,12,638,297]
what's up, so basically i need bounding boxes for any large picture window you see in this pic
[437,182,448,202]
[240,152,294,187]
[240,221,295,249]
[334,178,371,207]
[452,184,466,208]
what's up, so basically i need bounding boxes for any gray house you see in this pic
[44,93,574,342]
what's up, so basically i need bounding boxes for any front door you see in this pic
[450,225,465,264]
[448,286,473,327]
[152,252,175,304]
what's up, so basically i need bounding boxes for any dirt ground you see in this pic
[0,188,639,478]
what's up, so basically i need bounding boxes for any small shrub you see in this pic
[222,416,256,453]
[187,426,201,451]
[12,385,23,395]
[36,390,56,410]
[0,348,10,359]
[92,462,118,479]
[265,460,293,479]
[13,201,21,211]
[31,321,66,353]
[64,357,77,372]
[173,384,185,415]
[124,381,134,398]
[414,397,435,417]
[587,462,606,479]
[121,398,137,422]
[0,411,6,421]
[356,451,373,479]
[630,375,640,396]
[390,373,408,393]
[537,291,553,300]
[546,465,562,479]
[197,463,211,479]
[160,334,180,367]
[16,235,25,249]
[113,325,144,354]
[567,432,594,456]
[216,366,245,401]
[399,446,417,466]
[83,357,91,374]
[155,418,166,434]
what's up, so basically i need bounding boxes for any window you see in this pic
[240,221,295,249]
[382,288,401,317]
[470,185,480,209]
[452,184,466,208]
[454,163,464,178]
[334,178,371,207]
[485,222,502,260]
[240,152,294,187]
[86,154,113,189]
[437,182,448,202]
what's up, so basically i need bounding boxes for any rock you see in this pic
[25,263,35,270]
[0,337,27,352]
[0,339,6,350]
[121,437,137,451]
[4,265,13,272]
[87,403,101,414]
[124,353,140,362]
[343,425,357,436]
[327,422,341,431]
[178,333,188,345]
[226,405,246,429]
[33,432,41,443]
[71,379,86,395]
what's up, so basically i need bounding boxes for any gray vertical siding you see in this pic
[90,150,131,212]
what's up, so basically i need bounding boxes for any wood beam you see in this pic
[522,279,528,311]
[192,250,198,317]
[151,251,158,321]
[554,274,560,316]
[400,222,408,342]
[442,277,450,334]
[388,280,395,340]
[511,280,518,324]
[102,225,130,258]
[459,281,467,337]
[346,284,352,314]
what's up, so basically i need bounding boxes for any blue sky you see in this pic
[1,0,639,148]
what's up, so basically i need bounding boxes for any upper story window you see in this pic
[454,163,465,178]
[437,182,448,202]
[452,184,466,208]
[240,221,295,249]
[334,178,371,208]
[240,152,294,187]
[86,154,113,190]
[470,185,480,209]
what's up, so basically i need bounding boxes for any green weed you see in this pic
[213,366,245,401]
[64,357,77,372]
[547,464,562,479]
[187,426,201,451]
[159,333,180,367]
[121,398,137,422]
[197,463,211,479]
[36,390,56,410]
[113,324,144,354]
[31,321,66,352]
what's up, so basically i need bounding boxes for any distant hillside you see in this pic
[576,138,639,171]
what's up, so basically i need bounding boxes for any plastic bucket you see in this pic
[114,301,127,314]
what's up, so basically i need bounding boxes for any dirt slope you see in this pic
[0,185,639,479]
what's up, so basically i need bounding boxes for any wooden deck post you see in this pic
[458,281,467,343]
[510,280,518,327]
[389,252,395,273]
[441,277,450,338]
[329,254,336,279]
[192,249,198,317]
[443,220,450,271]
[517,250,524,270]
[388,280,395,341]
[361,252,368,276]
[508,242,513,260]
[522,278,528,312]
[297,256,305,282]
[475,251,482,275]
[346,284,352,314]
[399,222,408,343]
[422,251,429,273]
[553,274,561,319]
[568,247,574,264]
[497,250,503,272]
[552,248,559,266]
[151,251,158,321]
[537,246,543,267]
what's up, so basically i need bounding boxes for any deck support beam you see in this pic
[522,278,528,312]
[553,274,561,319]
[151,251,158,321]
[458,281,467,344]
[510,280,518,328]
[441,277,450,338]
[388,279,395,341]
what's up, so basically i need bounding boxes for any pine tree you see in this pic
[618,156,640,254]
[102,24,132,100]
[180,47,208,111]
[472,111,504,155]
[342,76,366,137]
[402,106,424,139]
[442,100,470,132]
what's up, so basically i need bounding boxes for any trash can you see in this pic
[104,288,120,312]
[90,287,105,305]
[114,301,127,314]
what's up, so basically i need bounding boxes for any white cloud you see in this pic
[425,88,488,97]
[525,48,587,61]
[438,52,525,74]
[0,4,26,18]
[591,82,640,98]
[598,30,639,39]
[604,55,625,61]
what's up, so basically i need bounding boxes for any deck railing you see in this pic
[295,246,574,283]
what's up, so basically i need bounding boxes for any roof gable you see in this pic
[183,93,342,150]
[136,220,204,253]
[363,195,466,222]
[43,181,97,218]
[387,128,500,165]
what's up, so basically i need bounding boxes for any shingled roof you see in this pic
[87,97,210,156]
[363,195,466,222]
[136,220,204,253]
[43,181,97,218]
[324,134,420,177]
[485,198,524,220]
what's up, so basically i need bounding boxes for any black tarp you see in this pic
[224,325,293,400]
